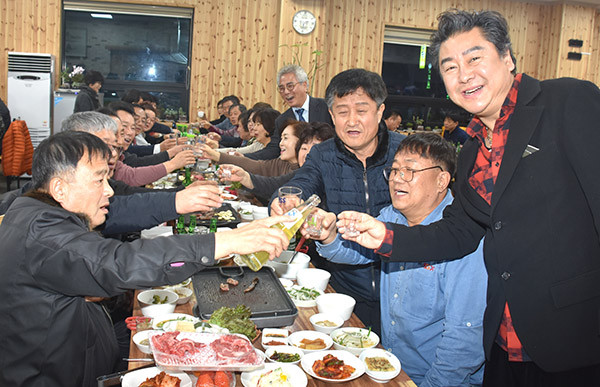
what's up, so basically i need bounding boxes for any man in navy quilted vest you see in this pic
[270,68,405,334]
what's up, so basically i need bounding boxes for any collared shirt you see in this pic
[319,191,487,386]
[294,95,310,121]
[464,73,530,362]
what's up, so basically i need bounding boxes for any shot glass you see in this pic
[305,211,323,237]
[219,166,232,180]
[343,214,361,238]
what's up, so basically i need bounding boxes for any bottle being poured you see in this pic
[239,194,321,271]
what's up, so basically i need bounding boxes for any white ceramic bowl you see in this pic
[137,289,178,318]
[359,348,401,383]
[265,251,310,279]
[330,327,380,356]
[132,330,153,354]
[296,268,330,291]
[252,206,269,220]
[316,293,356,321]
[239,210,254,221]
[170,287,193,304]
[279,278,293,289]
[309,313,344,334]
[288,330,333,354]
[264,345,304,365]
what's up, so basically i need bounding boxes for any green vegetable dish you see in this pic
[334,328,375,348]
[152,295,169,304]
[269,351,301,363]
[287,287,320,301]
[208,305,257,340]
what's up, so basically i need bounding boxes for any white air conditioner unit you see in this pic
[7,52,55,148]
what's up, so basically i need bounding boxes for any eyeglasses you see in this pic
[383,165,443,182]
[277,82,300,93]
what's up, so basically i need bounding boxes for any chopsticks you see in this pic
[123,358,154,362]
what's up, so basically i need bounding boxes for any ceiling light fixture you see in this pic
[91,13,112,19]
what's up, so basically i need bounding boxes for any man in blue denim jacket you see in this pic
[310,133,486,386]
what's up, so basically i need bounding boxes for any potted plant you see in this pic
[178,107,188,122]
[163,108,177,121]
[413,116,425,131]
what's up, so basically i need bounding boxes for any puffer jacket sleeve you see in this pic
[102,191,177,235]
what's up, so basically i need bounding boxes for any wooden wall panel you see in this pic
[557,5,595,79]
[0,0,598,116]
[589,10,600,82]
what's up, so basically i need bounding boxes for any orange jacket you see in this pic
[1,120,34,176]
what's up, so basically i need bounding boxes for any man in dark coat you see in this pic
[0,131,291,387]
[246,64,333,160]
[73,70,104,113]
[336,9,600,386]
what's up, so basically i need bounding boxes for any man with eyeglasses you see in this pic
[309,133,487,387]
[245,64,332,160]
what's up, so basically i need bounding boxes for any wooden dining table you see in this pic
[128,281,416,387]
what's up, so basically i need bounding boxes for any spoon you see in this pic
[286,237,307,264]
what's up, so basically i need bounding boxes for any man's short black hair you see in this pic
[32,131,110,190]
[222,95,240,105]
[97,106,118,119]
[229,103,247,114]
[121,89,142,104]
[395,132,457,177]
[430,9,517,75]
[325,68,387,109]
[383,108,401,120]
[83,70,104,87]
[108,101,135,116]
[140,91,158,104]
[443,110,462,123]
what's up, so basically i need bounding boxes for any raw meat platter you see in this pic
[149,331,265,372]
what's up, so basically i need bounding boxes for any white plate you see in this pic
[241,363,307,387]
[288,330,333,353]
[152,313,200,330]
[359,348,401,383]
[301,350,366,383]
[121,366,192,387]
[262,328,289,349]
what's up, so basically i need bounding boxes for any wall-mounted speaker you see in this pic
[568,39,583,47]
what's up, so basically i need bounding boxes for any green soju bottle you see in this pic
[176,215,186,234]
[240,194,321,271]
[189,215,197,234]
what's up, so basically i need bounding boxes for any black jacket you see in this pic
[246,96,333,160]
[386,75,600,372]
[73,85,100,112]
[0,192,216,386]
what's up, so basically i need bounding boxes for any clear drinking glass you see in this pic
[278,186,303,212]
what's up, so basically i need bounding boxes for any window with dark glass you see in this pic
[381,27,466,129]
[62,1,192,116]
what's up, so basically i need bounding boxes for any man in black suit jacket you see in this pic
[335,9,600,386]
[246,64,333,160]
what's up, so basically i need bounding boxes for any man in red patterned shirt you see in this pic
[334,9,600,387]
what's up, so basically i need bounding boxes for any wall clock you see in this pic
[292,10,316,35]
